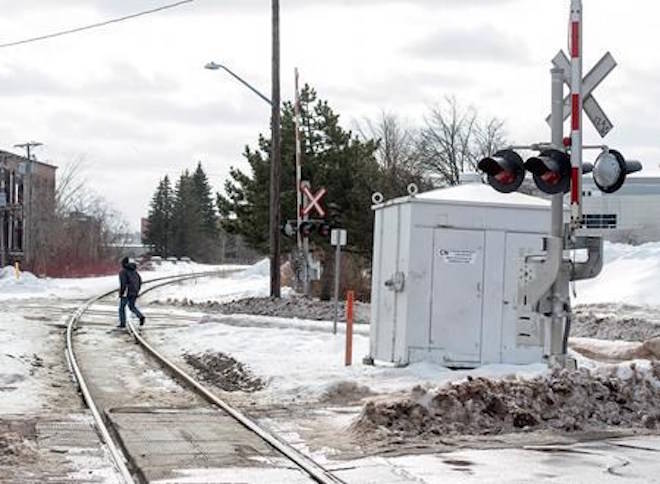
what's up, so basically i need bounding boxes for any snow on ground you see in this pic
[0,307,76,413]
[145,258,295,304]
[140,243,660,404]
[151,314,548,405]
[575,241,660,306]
[0,261,246,302]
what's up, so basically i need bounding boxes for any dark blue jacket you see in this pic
[119,261,142,297]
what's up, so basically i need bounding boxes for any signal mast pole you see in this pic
[550,67,567,359]
[294,68,310,295]
[569,0,583,228]
[294,68,303,254]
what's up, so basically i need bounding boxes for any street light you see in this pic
[204,61,272,106]
[205,12,282,298]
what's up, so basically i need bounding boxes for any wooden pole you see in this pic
[269,0,282,297]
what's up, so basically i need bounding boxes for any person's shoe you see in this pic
[139,316,145,327]
[116,324,126,329]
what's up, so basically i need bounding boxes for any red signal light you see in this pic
[477,150,526,193]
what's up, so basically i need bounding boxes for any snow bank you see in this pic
[143,259,293,304]
[0,262,244,302]
[238,258,270,278]
[575,242,660,306]
[352,364,660,441]
[0,266,48,296]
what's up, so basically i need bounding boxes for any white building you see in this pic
[581,176,660,243]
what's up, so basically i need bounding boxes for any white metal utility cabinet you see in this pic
[368,183,558,369]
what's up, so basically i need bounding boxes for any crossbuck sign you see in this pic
[546,50,617,138]
[301,185,327,218]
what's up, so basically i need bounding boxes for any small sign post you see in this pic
[345,290,354,366]
[331,229,347,334]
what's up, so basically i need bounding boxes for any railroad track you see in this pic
[65,270,345,484]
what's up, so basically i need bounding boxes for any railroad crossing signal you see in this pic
[301,185,327,218]
[546,51,617,138]
[479,148,572,195]
[477,150,525,193]
[525,149,572,195]
[281,219,333,239]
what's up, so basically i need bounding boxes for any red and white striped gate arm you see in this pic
[570,0,583,227]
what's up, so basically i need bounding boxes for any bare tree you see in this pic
[54,157,88,216]
[416,96,507,186]
[358,111,428,197]
[474,117,507,160]
[35,159,130,276]
[359,111,416,171]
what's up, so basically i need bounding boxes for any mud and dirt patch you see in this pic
[321,381,376,405]
[0,419,37,466]
[351,365,660,442]
[183,352,266,392]
[572,304,660,342]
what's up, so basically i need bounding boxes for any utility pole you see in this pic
[13,141,42,266]
[269,0,282,298]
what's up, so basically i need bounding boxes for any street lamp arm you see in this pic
[205,61,272,106]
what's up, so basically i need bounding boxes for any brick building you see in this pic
[0,149,57,268]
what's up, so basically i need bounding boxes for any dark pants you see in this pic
[119,296,144,326]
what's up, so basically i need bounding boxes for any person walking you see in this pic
[118,257,145,329]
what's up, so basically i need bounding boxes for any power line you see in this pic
[0,0,195,49]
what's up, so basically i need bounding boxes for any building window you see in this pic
[584,213,617,229]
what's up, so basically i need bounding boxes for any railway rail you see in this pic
[65,270,344,484]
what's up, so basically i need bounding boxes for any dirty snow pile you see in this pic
[571,337,660,362]
[352,363,660,440]
[183,352,265,392]
[321,381,376,405]
[171,296,371,324]
[572,303,660,341]
[0,419,37,466]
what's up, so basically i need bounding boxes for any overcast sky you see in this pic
[1,0,658,229]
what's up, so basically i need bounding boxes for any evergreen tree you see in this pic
[171,170,203,258]
[145,175,174,256]
[191,162,219,238]
[217,85,386,255]
[191,162,220,260]
[146,164,222,263]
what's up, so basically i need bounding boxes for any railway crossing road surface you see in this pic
[66,271,343,484]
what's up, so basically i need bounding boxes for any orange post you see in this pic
[345,290,354,366]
